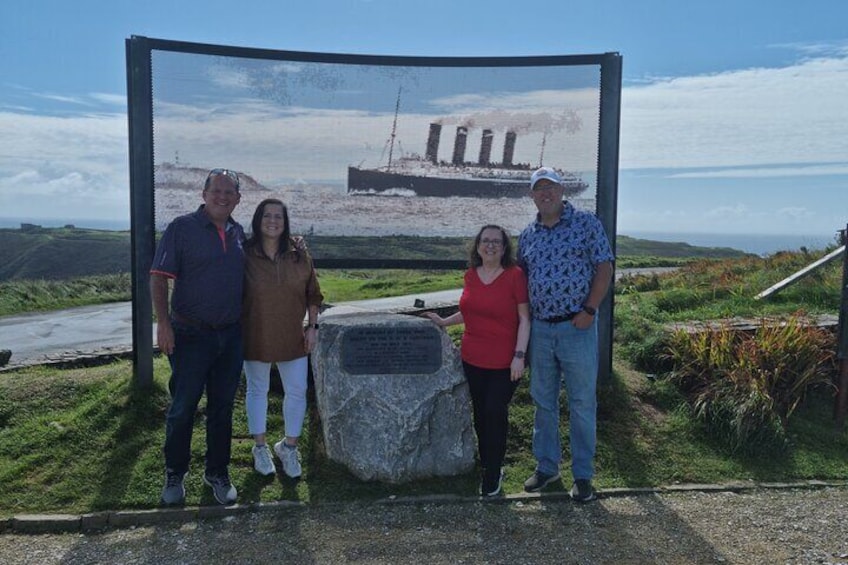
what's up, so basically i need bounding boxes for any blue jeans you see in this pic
[529,317,598,480]
[164,320,243,476]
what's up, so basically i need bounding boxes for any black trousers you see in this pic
[462,361,519,474]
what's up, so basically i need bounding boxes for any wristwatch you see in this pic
[514,350,525,360]
[307,323,319,329]
[582,305,597,316]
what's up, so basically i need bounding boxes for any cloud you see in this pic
[0,110,128,220]
[704,204,750,218]
[90,93,127,106]
[620,52,848,171]
[2,48,847,228]
[666,163,848,178]
[769,40,848,58]
[775,206,814,221]
[32,93,90,105]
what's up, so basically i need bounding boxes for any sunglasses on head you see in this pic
[206,168,240,191]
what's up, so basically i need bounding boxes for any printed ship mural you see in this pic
[348,112,589,199]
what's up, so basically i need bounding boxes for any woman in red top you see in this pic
[425,224,530,496]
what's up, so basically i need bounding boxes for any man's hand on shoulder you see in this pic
[292,235,308,252]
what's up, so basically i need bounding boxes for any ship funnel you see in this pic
[452,126,468,166]
[502,130,517,166]
[425,123,442,164]
[478,129,494,166]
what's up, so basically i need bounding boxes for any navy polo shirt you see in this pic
[518,201,614,320]
[151,206,246,327]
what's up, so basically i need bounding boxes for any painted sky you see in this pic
[1,0,846,240]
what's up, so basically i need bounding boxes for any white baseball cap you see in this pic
[530,167,562,189]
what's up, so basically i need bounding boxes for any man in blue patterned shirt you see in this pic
[517,167,614,502]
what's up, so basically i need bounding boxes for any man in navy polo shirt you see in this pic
[518,167,614,502]
[151,168,246,506]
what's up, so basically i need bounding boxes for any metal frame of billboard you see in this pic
[126,35,622,386]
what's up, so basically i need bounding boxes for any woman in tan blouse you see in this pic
[242,198,323,478]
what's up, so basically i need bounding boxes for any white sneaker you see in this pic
[252,444,276,476]
[274,440,302,478]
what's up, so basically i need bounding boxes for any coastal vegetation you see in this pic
[614,251,843,455]
[0,225,747,315]
[0,244,845,516]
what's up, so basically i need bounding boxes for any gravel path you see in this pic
[1,487,846,564]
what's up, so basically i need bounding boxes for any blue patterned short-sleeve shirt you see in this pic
[518,201,614,320]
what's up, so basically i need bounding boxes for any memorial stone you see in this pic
[311,312,475,483]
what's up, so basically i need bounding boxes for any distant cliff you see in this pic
[155,162,269,191]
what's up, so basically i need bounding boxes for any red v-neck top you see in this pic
[458,265,528,369]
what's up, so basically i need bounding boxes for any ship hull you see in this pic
[348,166,531,198]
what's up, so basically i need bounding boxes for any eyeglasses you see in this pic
[480,238,504,247]
[206,168,240,191]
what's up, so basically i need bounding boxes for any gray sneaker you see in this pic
[203,471,237,505]
[274,440,302,478]
[523,470,561,493]
[482,467,505,497]
[252,444,276,476]
[160,469,186,506]
[570,479,597,502]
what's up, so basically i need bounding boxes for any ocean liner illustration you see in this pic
[347,95,588,199]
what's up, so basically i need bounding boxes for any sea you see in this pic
[624,231,837,257]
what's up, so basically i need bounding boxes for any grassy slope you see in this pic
[1,353,845,516]
[0,228,130,281]
[0,227,748,316]
[0,227,747,283]
[1,233,843,515]
[1,252,847,515]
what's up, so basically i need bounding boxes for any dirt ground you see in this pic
[2,487,847,564]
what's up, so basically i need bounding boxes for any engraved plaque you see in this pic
[341,326,443,375]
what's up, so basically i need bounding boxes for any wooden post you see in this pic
[756,246,846,300]
[835,225,848,428]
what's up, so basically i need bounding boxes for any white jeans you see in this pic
[243,357,308,439]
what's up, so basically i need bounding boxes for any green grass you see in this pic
[0,274,132,316]
[614,250,844,374]
[0,227,129,281]
[1,351,845,517]
[0,224,747,317]
[317,269,464,303]
[1,247,846,515]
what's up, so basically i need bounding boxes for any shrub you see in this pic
[664,314,836,453]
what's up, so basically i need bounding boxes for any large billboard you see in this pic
[126,36,622,383]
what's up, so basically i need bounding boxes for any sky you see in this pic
[1,0,847,249]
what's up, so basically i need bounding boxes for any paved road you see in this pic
[0,268,675,369]
[0,290,462,369]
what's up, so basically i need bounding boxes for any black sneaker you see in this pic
[523,470,561,493]
[481,467,505,497]
[203,471,237,505]
[570,479,597,502]
[160,469,186,506]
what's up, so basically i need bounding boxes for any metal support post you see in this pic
[835,224,848,428]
